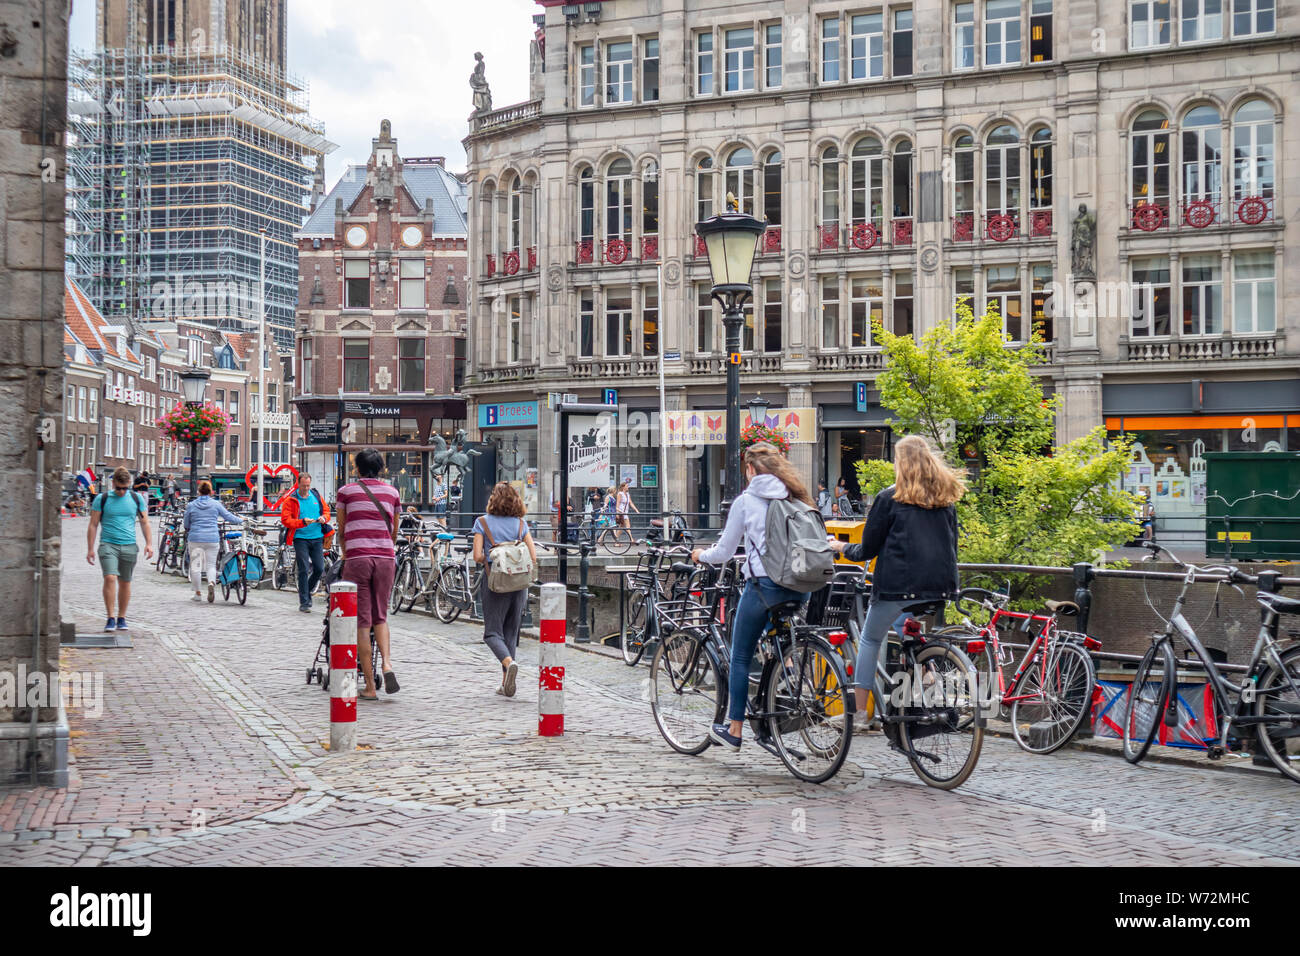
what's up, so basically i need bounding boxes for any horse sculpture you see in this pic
[430,429,480,484]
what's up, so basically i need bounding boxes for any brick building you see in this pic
[293,120,469,503]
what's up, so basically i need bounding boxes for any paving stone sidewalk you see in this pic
[2,520,1298,866]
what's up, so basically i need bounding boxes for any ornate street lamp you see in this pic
[696,200,765,514]
[747,392,770,432]
[178,366,211,500]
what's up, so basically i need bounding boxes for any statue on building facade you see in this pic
[470,52,493,114]
[1071,203,1096,279]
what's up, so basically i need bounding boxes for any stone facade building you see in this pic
[293,121,469,504]
[464,0,1298,539]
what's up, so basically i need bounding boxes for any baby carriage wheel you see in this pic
[305,667,314,685]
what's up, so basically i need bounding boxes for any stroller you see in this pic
[305,559,384,692]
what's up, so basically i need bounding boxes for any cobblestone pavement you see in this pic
[1,519,1298,865]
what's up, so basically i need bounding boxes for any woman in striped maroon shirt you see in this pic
[336,449,402,700]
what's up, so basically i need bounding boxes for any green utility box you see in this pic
[1204,452,1300,559]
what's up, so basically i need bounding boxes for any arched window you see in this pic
[695,156,715,222]
[482,182,498,258]
[508,176,522,251]
[762,151,782,225]
[1232,99,1274,208]
[850,137,884,233]
[1130,109,1170,213]
[1028,126,1053,235]
[1180,106,1222,208]
[575,166,594,263]
[984,124,1021,219]
[952,134,975,238]
[641,159,659,239]
[819,145,840,230]
[605,158,633,246]
[725,147,755,215]
[891,140,914,245]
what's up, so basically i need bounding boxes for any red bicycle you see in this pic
[940,587,1099,754]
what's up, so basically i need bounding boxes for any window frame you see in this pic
[984,0,1023,68]
[1231,0,1275,38]
[642,37,660,102]
[605,39,634,105]
[849,12,884,81]
[723,26,756,93]
[1181,0,1224,43]
[604,289,633,357]
[821,15,842,84]
[578,43,596,107]
[398,337,426,393]
[342,338,371,393]
[764,22,783,89]
[1130,0,1172,50]
[1231,250,1275,334]
[696,31,715,96]
[1131,257,1173,338]
[953,2,976,70]
[343,258,370,310]
[399,258,425,311]
[893,7,914,76]
[1181,254,1223,337]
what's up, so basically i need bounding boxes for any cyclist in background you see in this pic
[615,480,638,532]
[691,442,813,751]
[827,435,964,717]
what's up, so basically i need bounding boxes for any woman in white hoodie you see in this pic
[691,442,815,750]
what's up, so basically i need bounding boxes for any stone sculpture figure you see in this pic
[470,52,493,114]
[1071,203,1096,279]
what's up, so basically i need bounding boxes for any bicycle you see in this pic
[1123,541,1300,782]
[620,543,697,666]
[937,587,1099,754]
[155,511,185,573]
[649,570,856,784]
[271,524,294,591]
[430,540,484,624]
[579,510,633,554]
[244,520,272,589]
[844,575,985,790]
[390,532,430,614]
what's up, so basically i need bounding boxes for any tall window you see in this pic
[344,259,369,309]
[893,9,914,76]
[953,134,976,225]
[1131,258,1172,337]
[764,22,783,88]
[1231,0,1274,37]
[850,137,884,231]
[695,157,715,221]
[88,388,97,422]
[605,289,632,357]
[893,141,914,221]
[579,291,595,357]
[1181,0,1223,41]
[1182,255,1222,336]
[850,276,883,348]
[509,177,523,250]
[986,265,1024,340]
[821,277,840,348]
[954,2,976,69]
[985,0,1022,66]
[763,151,783,225]
[1232,251,1274,333]
[642,161,659,238]
[399,259,424,309]
[77,387,86,421]
[954,268,975,315]
[1181,106,1222,205]
[1131,1,1171,48]
[1030,0,1053,60]
[725,147,755,215]
[229,390,239,424]
[820,147,840,229]
[300,339,312,394]
[126,420,134,460]
[508,297,522,364]
[343,339,369,392]
[821,16,841,82]
[696,31,714,95]
[697,284,715,353]
[894,272,914,338]
[215,436,225,467]
[850,13,884,80]
[1232,99,1274,203]
[985,125,1021,218]
[1031,263,1054,340]
[228,435,239,468]
[643,38,659,101]
[1130,110,1170,211]
[1029,126,1053,212]
[579,44,595,106]
[399,338,425,392]
[643,285,659,355]
[724,28,755,92]
[606,41,633,104]
[605,158,632,243]
[64,384,73,420]
[763,279,782,353]
[115,419,124,459]
[578,166,595,243]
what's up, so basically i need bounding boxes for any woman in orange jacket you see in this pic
[281,472,332,611]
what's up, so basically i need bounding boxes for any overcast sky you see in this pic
[69,0,539,183]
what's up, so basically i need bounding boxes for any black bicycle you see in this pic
[1123,542,1300,782]
[621,543,696,666]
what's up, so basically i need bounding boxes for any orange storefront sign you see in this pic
[1105,415,1286,430]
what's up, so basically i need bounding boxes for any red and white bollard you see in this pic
[538,582,566,737]
[329,581,358,753]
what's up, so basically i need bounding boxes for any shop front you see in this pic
[819,400,893,509]
[478,400,540,517]
[1104,380,1300,544]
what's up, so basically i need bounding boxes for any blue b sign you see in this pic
[855,382,868,412]
[603,388,618,406]
[478,401,539,430]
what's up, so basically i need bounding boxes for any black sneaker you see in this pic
[708,723,742,750]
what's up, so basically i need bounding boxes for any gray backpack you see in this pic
[761,497,836,593]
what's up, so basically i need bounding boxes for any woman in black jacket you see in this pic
[829,435,965,715]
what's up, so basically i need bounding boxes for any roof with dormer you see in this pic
[299,160,468,238]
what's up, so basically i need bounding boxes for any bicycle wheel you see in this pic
[898,643,984,790]
[934,625,998,723]
[273,547,293,591]
[1008,641,1095,755]
[606,527,633,555]
[389,558,410,615]
[621,591,649,666]
[1122,640,1173,765]
[155,535,170,572]
[235,570,248,606]
[649,631,723,755]
[433,567,465,624]
[1254,644,1300,784]
[766,635,854,784]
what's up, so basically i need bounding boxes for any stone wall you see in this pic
[0,0,68,785]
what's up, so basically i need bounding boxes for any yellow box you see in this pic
[825,519,867,568]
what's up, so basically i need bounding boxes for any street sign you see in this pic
[729,352,742,365]
[663,350,681,362]
[602,388,618,406]
[307,419,338,444]
[855,382,869,412]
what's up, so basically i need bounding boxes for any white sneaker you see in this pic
[495,684,506,696]
[191,592,203,603]
[502,662,518,698]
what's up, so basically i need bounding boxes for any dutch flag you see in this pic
[75,467,97,489]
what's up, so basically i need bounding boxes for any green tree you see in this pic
[856,303,1139,600]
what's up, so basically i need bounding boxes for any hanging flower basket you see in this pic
[157,402,229,444]
[740,423,790,457]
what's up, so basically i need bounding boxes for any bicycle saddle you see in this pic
[1044,599,1079,617]
[223,531,242,540]
[769,599,804,621]
[248,527,267,537]
[669,562,694,575]
[650,518,664,528]
[1257,591,1300,615]
[435,533,456,542]
[902,601,944,617]
[454,546,472,555]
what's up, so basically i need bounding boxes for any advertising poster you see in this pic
[566,413,612,487]
[620,464,638,488]
[641,465,658,488]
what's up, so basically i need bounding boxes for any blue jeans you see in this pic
[726,577,806,723]
[295,536,325,608]
[855,599,915,693]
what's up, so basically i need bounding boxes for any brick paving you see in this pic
[1,518,1298,866]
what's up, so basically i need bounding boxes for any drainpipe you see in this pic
[29,411,47,784]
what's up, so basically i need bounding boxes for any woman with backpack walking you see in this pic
[827,434,964,717]
[690,442,831,751]
[183,480,242,604]
[473,482,538,697]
